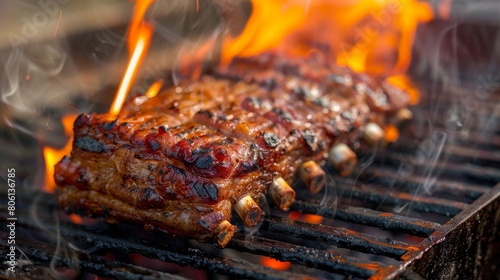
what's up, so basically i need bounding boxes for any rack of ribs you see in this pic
[54,53,410,247]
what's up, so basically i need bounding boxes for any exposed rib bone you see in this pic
[395,108,413,125]
[329,143,357,176]
[362,122,384,145]
[214,220,236,248]
[269,178,296,211]
[234,196,262,227]
[299,161,326,194]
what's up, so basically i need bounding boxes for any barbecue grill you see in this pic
[1,1,499,279]
[1,87,499,279]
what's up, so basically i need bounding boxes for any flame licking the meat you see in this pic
[42,114,78,192]
[40,0,436,273]
[222,0,433,105]
[110,0,155,116]
[42,0,155,192]
[42,1,433,192]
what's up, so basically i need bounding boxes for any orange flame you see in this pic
[223,0,434,76]
[221,0,306,64]
[145,79,164,98]
[222,0,431,140]
[110,0,155,115]
[386,74,420,105]
[42,114,78,192]
[43,1,156,192]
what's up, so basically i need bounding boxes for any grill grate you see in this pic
[1,85,499,279]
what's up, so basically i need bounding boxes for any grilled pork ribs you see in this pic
[54,54,410,247]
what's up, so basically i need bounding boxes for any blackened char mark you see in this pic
[137,188,165,208]
[272,108,293,121]
[158,164,220,204]
[195,154,214,169]
[74,113,91,128]
[303,130,324,152]
[102,119,118,131]
[198,109,215,119]
[148,138,161,151]
[243,96,262,109]
[75,136,108,153]
[234,143,259,175]
[240,161,258,173]
[171,141,234,178]
[192,181,219,202]
[263,132,280,148]
[262,78,278,89]
[341,111,354,124]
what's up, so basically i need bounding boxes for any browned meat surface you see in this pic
[54,54,409,247]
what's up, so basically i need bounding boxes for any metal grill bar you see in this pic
[362,167,489,200]
[264,216,417,260]
[0,232,187,280]
[290,200,440,237]
[229,233,383,279]
[386,140,500,166]
[399,128,500,148]
[0,204,388,279]
[334,181,468,216]
[360,150,500,184]
[377,183,500,280]
[1,90,498,280]
[0,207,311,280]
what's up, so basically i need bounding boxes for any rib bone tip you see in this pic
[299,161,326,194]
[396,108,413,124]
[215,220,236,248]
[234,195,262,227]
[270,177,296,211]
[329,143,357,177]
[363,122,384,145]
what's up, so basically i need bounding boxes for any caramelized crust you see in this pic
[54,54,409,247]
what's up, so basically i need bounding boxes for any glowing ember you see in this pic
[289,211,323,224]
[69,213,83,224]
[261,256,292,270]
[303,213,323,224]
[384,124,400,142]
[288,211,301,220]
[42,114,78,192]
[110,0,154,116]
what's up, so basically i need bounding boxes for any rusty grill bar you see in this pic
[1,87,499,279]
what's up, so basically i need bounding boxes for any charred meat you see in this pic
[54,54,410,247]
